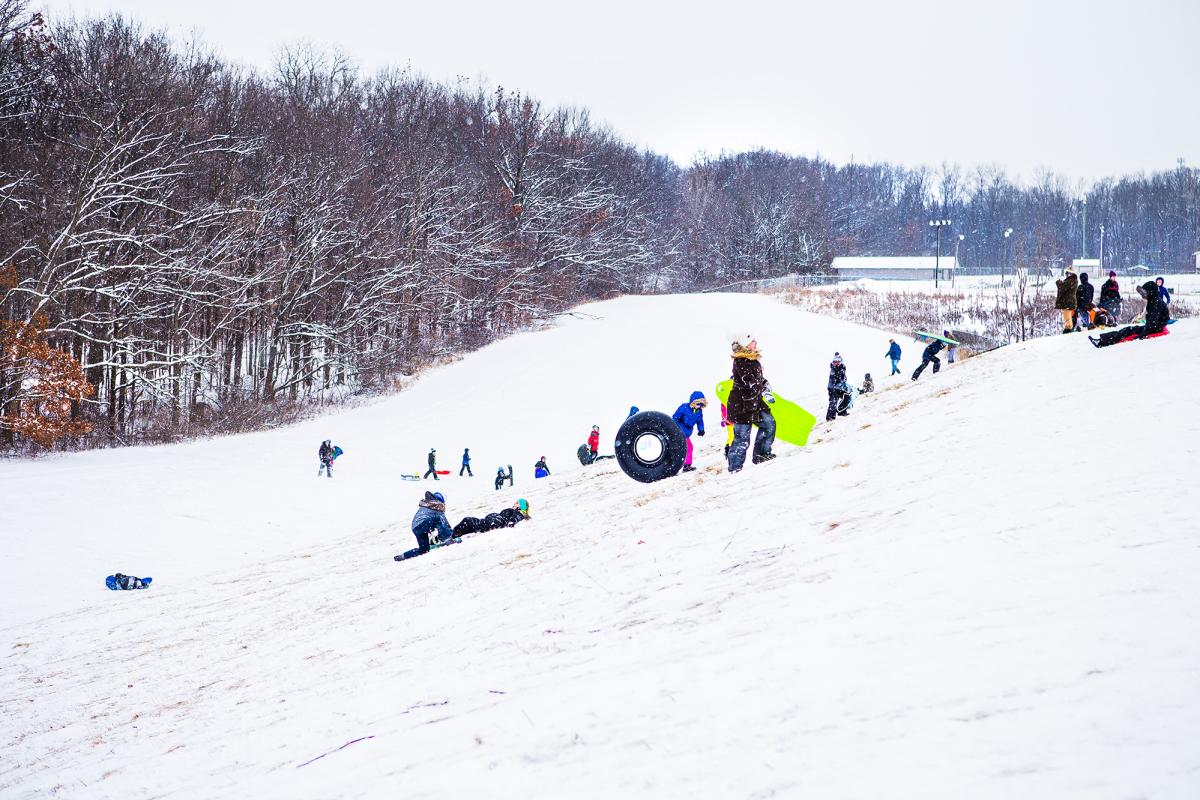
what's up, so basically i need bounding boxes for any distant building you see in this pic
[830,256,958,281]
[1071,258,1101,274]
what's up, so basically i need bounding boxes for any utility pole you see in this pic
[1081,197,1088,259]
[929,219,951,289]
[1003,227,1013,287]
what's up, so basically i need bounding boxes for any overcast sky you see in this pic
[40,0,1200,183]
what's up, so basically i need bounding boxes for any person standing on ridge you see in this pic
[726,336,776,473]
[1156,276,1171,306]
[672,391,707,472]
[424,448,439,480]
[885,339,902,375]
[826,353,851,421]
[912,337,945,380]
[944,330,959,364]
[1075,272,1095,330]
[460,448,472,477]
[1055,268,1079,334]
[1098,271,1122,322]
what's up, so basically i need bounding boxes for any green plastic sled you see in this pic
[715,380,817,447]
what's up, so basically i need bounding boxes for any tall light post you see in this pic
[954,234,964,287]
[1099,224,1105,272]
[1081,197,1088,259]
[1003,227,1013,287]
[929,219,952,289]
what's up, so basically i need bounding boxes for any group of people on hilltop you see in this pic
[1057,268,1173,342]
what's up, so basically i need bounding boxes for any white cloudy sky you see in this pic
[40,0,1199,181]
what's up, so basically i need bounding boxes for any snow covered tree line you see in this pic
[2,3,1196,447]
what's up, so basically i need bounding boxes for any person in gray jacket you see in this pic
[395,491,454,560]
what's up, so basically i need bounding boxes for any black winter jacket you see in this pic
[728,355,770,425]
[1076,275,1094,307]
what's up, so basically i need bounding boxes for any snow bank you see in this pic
[2,294,1198,798]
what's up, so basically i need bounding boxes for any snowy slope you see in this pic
[2,295,1199,799]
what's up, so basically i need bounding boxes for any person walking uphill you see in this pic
[672,391,707,472]
[912,337,944,380]
[396,491,454,560]
[726,336,776,473]
[1075,272,1095,330]
[826,353,851,421]
[460,448,472,477]
[1055,269,1079,334]
[587,425,600,460]
[886,339,902,375]
[424,448,439,480]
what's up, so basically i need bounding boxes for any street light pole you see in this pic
[929,219,951,289]
[1003,227,1013,287]
[954,234,964,287]
[1099,224,1105,272]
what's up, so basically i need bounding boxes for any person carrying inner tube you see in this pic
[726,336,776,473]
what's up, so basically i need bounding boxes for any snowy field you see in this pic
[2,293,1198,798]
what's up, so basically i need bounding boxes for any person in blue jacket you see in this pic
[885,339,902,375]
[460,448,472,477]
[396,491,454,560]
[672,390,707,472]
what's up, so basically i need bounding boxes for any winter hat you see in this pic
[832,352,843,364]
[943,330,950,337]
[432,491,445,504]
[1108,270,1116,277]
[731,335,758,355]
[592,425,599,431]
[516,498,530,517]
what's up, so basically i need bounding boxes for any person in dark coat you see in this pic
[726,337,776,473]
[885,339,902,375]
[1089,281,1170,347]
[860,373,874,393]
[397,491,454,560]
[495,467,507,490]
[1055,270,1079,333]
[459,448,473,477]
[1098,271,1122,322]
[1075,273,1095,330]
[424,448,439,480]
[453,499,531,537]
[911,337,945,380]
[825,353,851,421]
[534,457,550,478]
[318,440,335,478]
[1156,276,1171,305]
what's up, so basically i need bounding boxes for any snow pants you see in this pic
[319,458,333,478]
[424,467,439,480]
[1092,324,1161,347]
[460,463,473,476]
[826,389,850,421]
[912,355,940,380]
[684,437,694,467]
[727,410,776,472]
[889,357,901,375]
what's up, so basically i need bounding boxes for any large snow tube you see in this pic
[615,411,687,483]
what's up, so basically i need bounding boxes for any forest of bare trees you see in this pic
[2,1,1197,448]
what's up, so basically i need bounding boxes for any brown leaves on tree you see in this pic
[1,310,95,448]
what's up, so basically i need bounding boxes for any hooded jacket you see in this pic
[318,441,334,461]
[411,495,453,541]
[1076,273,1094,307]
[922,339,945,359]
[587,429,600,452]
[727,354,770,425]
[827,361,848,392]
[1055,273,1079,310]
[1099,277,1121,305]
[886,341,901,360]
[672,391,707,436]
[1138,281,1170,333]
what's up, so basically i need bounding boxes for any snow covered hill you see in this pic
[2,294,1198,799]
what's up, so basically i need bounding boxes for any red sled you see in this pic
[436,470,450,475]
[1120,328,1170,344]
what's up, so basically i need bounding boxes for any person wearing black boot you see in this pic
[1075,272,1095,330]
[396,491,454,560]
[424,448,439,480]
[826,353,851,421]
[1089,280,1170,347]
[912,337,945,380]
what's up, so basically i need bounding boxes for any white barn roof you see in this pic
[831,256,959,271]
